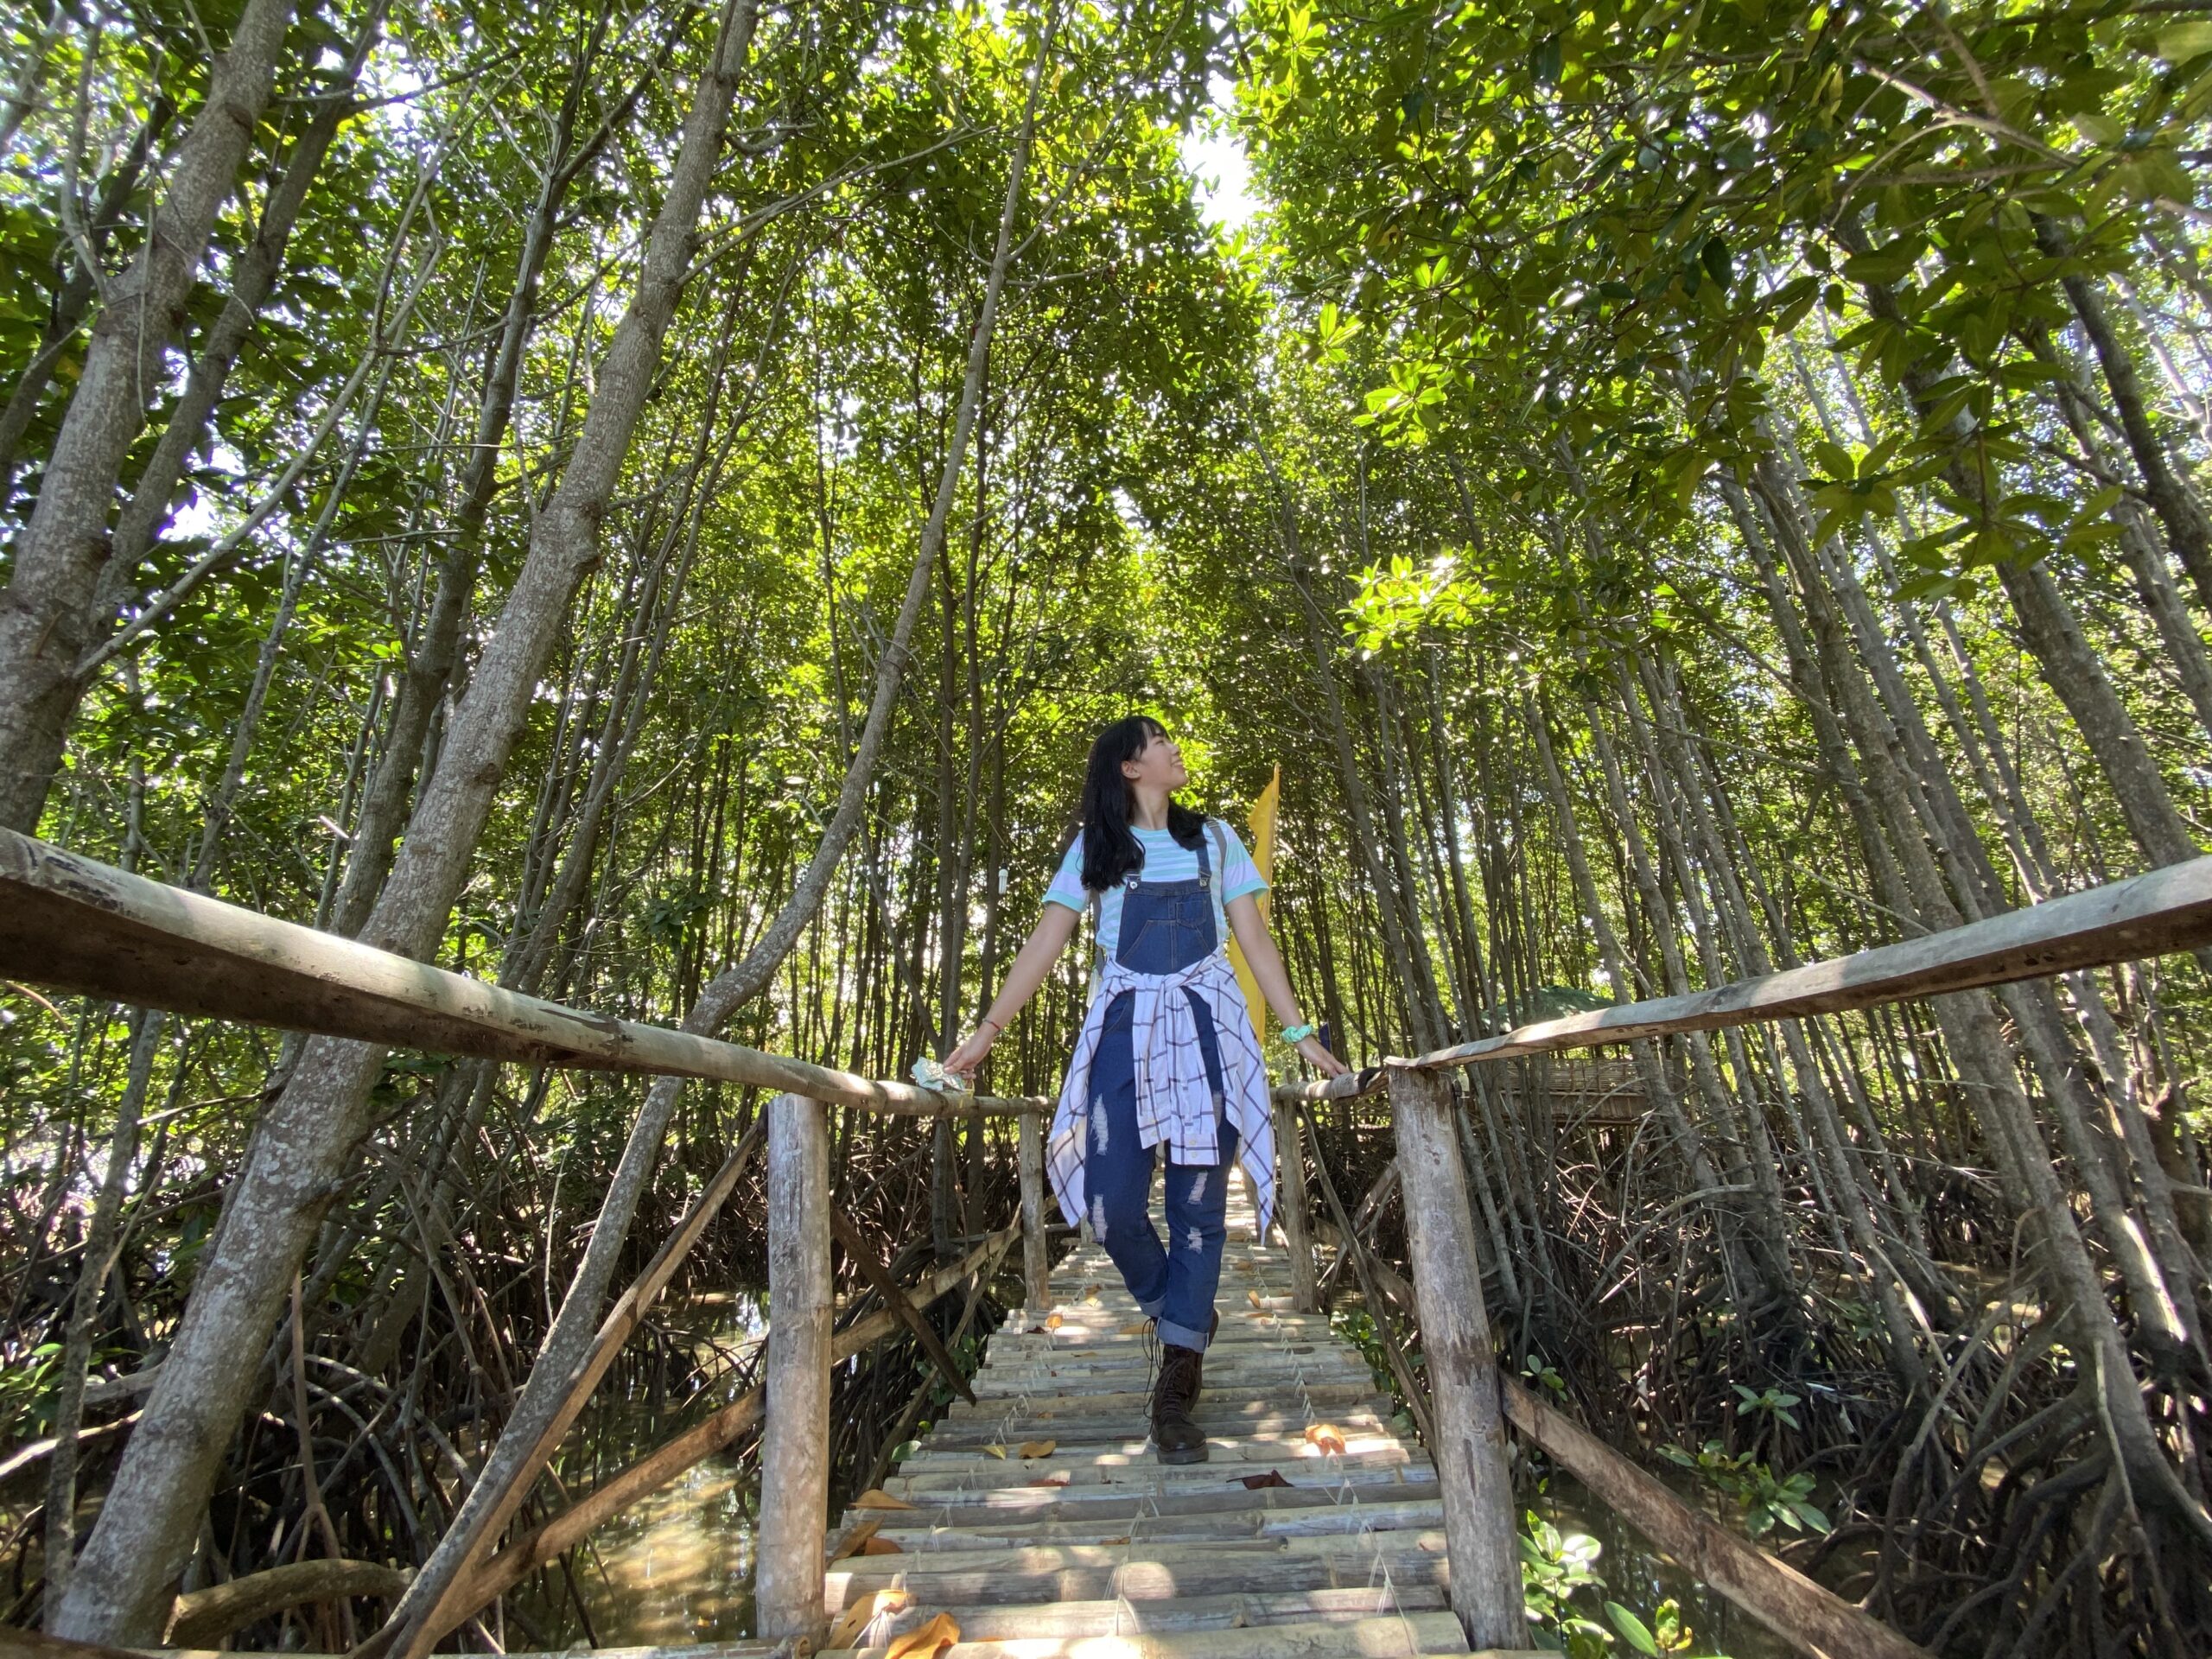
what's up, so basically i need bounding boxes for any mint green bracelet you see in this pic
[1281,1022,1317,1044]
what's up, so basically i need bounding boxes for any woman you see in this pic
[944,715,1349,1463]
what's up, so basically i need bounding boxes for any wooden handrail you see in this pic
[0,829,1046,1116]
[1276,852,2212,1103]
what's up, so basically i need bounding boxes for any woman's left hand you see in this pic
[1295,1034,1350,1078]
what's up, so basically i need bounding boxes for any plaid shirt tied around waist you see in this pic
[1047,947,1276,1239]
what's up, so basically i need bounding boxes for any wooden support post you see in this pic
[1273,1096,1319,1313]
[756,1093,831,1645]
[1387,1063,1524,1650]
[1019,1109,1051,1313]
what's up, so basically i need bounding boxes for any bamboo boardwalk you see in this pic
[817,1172,1482,1659]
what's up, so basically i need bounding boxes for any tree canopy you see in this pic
[4,0,2212,1650]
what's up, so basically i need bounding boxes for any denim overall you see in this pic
[1085,831,1237,1352]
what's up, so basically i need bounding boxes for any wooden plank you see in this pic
[1277,853,2212,1102]
[0,829,1046,1118]
[886,1448,1424,1495]
[940,1381,1383,1419]
[826,1611,1471,1659]
[914,1408,1392,1450]
[1500,1378,1932,1659]
[1387,1066,1523,1651]
[840,1479,1446,1532]
[822,1542,1452,1611]
[867,1497,1447,1546]
[872,1465,1433,1516]
[757,1094,834,1644]
[846,1586,1448,1640]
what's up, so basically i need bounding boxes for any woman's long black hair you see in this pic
[1078,715,1205,893]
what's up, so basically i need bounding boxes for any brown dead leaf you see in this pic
[829,1587,912,1650]
[1247,1288,1263,1310]
[1025,1325,1048,1334]
[1119,1319,1153,1336]
[1305,1422,1348,1456]
[1082,1284,1102,1304]
[1016,1440,1057,1458]
[859,1535,903,1554]
[1096,1535,1129,1545]
[1234,1258,1258,1273]
[855,1488,918,1510]
[1045,1313,1065,1330]
[1240,1470,1294,1490]
[828,1516,883,1563]
[1027,1470,1071,1487]
[983,1443,1007,1459]
[884,1611,962,1659]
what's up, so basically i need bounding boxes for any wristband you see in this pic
[1281,1022,1317,1044]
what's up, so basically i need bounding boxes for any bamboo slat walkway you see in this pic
[817,1172,1485,1659]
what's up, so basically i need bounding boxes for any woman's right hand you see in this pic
[944,1020,1000,1080]
[1295,1034,1351,1078]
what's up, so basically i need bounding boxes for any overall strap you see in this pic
[1089,885,1105,988]
[1205,818,1231,942]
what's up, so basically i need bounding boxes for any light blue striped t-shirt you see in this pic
[1043,821,1268,964]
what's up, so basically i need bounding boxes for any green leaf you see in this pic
[1790,1498,1833,1533]
[1530,34,1562,87]
[1606,1603,1661,1656]
[2158,21,2212,61]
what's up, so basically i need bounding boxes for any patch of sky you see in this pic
[1176,74,1255,233]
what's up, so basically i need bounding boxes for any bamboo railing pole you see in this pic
[1386,1063,1524,1650]
[1019,1109,1050,1312]
[756,1093,831,1645]
[1273,1096,1319,1313]
[828,1201,975,1404]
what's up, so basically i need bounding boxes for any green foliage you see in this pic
[1659,1441,1833,1540]
[1521,1513,1719,1657]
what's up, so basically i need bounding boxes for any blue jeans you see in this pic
[1085,993,1236,1351]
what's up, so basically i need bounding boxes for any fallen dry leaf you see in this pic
[1096,1535,1129,1544]
[1305,1422,1348,1456]
[859,1535,903,1554]
[828,1587,912,1650]
[983,1443,1007,1459]
[884,1611,962,1659]
[1241,1469,1294,1490]
[1045,1313,1065,1330]
[1016,1439,1057,1458]
[1082,1284,1102,1304]
[1025,1325,1048,1334]
[1234,1258,1258,1273]
[828,1516,883,1563]
[1119,1319,1152,1336]
[855,1488,918,1510]
[1248,1289,1263,1310]
[1027,1470,1071,1487]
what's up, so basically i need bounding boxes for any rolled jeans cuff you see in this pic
[1157,1315,1211,1351]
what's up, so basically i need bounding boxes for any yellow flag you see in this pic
[1228,766,1280,1048]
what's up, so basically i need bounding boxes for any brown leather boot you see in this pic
[1151,1343,1207,1465]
